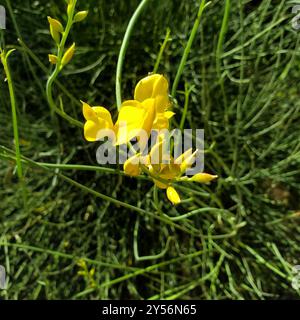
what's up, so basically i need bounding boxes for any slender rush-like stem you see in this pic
[116,0,150,109]
[133,217,171,261]
[153,28,171,74]
[171,0,209,98]
[179,83,194,131]
[1,49,27,206]
[216,0,231,130]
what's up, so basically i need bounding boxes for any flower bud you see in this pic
[47,16,64,33]
[49,26,60,44]
[74,11,89,23]
[166,186,181,205]
[61,43,75,66]
[48,54,58,64]
[190,173,218,183]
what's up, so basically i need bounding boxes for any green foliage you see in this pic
[0,0,299,299]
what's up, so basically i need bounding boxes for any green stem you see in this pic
[115,0,150,109]
[133,217,171,261]
[216,0,231,147]
[153,184,162,215]
[179,83,193,130]
[1,49,27,206]
[171,0,209,98]
[153,28,171,74]
[216,0,231,79]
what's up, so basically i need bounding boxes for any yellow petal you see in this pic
[82,101,97,121]
[124,154,141,177]
[154,95,170,113]
[166,186,181,205]
[82,101,115,142]
[120,100,142,109]
[116,105,147,145]
[190,173,218,183]
[82,102,114,132]
[164,111,175,119]
[175,148,193,164]
[152,74,169,97]
[116,99,155,145]
[153,75,170,113]
[92,107,114,128]
[153,105,174,131]
[84,120,115,142]
[140,98,156,134]
[84,120,102,141]
[150,139,164,165]
[152,114,169,130]
[134,74,170,114]
[134,74,161,102]
[178,150,199,172]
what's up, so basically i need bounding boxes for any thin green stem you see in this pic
[171,0,209,98]
[1,49,27,206]
[153,184,163,215]
[179,83,193,131]
[133,217,171,261]
[169,207,227,221]
[216,0,231,150]
[153,28,171,74]
[115,0,151,109]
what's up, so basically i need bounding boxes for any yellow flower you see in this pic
[146,136,181,189]
[82,74,174,145]
[82,99,155,145]
[134,74,174,130]
[82,101,114,142]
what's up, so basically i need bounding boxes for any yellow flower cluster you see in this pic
[82,74,174,144]
[82,74,217,205]
[123,134,217,205]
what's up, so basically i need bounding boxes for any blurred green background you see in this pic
[0,0,300,299]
